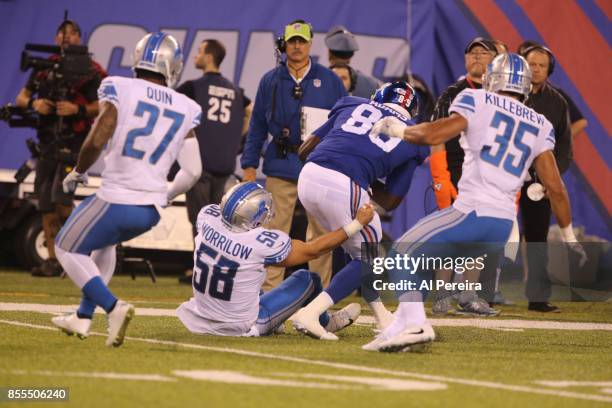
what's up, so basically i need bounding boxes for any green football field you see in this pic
[1,270,611,408]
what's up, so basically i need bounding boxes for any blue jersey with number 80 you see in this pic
[450,89,555,220]
[307,96,428,197]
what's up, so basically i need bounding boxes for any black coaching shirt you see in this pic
[526,82,572,174]
[177,73,250,176]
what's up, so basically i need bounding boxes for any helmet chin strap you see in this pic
[383,103,411,119]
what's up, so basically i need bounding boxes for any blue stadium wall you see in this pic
[0,0,609,239]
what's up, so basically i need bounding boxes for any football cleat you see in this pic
[52,313,91,339]
[292,308,338,341]
[106,301,135,347]
[325,303,361,333]
[365,323,435,353]
[456,298,500,317]
[432,296,456,315]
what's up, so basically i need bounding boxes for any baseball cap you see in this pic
[325,25,359,52]
[284,21,312,42]
[464,37,497,54]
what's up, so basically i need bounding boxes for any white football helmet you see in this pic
[483,53,532,100]
[132,32,183,88]
[219,182,274,232]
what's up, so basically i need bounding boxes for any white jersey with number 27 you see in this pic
[96,76,202,206]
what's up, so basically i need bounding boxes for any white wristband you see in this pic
[560,224,577,242]
[342,219,364,238]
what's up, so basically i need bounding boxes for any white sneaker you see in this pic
[106,301,135,347]
[291,307,338,341]
[377,323,435,353]
[362,332,391,351]
[52,313,91,339]
[325,303,361,333]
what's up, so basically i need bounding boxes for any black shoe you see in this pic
[528,302,560,313]
[31,259,63,277]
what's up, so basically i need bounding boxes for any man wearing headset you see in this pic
[518,42,572,313]
[241,19,347,291]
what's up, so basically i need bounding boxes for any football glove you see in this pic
[62,170,88,194]
[429,150,457,209]
[370,116,406,139]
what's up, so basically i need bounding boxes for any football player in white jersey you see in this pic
[51,32,203,347]
[177,181,374,338]
[365,53,586,352]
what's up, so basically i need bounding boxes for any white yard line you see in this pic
[1,302,611,331]
[5,369,176,382]
[0,318,611,403]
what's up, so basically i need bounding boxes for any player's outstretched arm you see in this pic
[371,181,403,211]
[298,136,320,162]
[63,102,117,193]
[533,150,572,231]
[75,102,118,174]
[371,114,467,146]
[534,150,587,264]
[275,204,375,268]
[167,130,203,203]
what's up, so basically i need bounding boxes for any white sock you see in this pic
[92,245,116,284]
[303,291,334,316]
[368,300,393,329]
[397,295,427,326]
[380,292,424,337]
[55,246,101,289]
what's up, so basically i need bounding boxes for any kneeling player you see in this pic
[177,182,374,338]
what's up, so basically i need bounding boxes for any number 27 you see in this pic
[123,100,185,164]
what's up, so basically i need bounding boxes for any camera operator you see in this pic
[15,20,106,277]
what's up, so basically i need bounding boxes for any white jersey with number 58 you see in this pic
[177,204,291,336]
[450,89,555,220]
[96,76,202,206]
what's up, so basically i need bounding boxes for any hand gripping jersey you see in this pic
[187,204,292,331]
[96,76,202,206]
[308,96,428,197]
[450,89,555,220]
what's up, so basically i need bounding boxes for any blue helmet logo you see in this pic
[372,81,419,119]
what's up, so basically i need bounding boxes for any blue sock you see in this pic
[325,259,362,304]
[81,276,117,313]
[77,295,96,319]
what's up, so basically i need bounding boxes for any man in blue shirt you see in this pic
[292,82,429,339]
[241,20,347,291]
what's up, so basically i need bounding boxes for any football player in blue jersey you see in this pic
[291,82,429,339]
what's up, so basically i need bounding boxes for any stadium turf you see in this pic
[1,270,610,407]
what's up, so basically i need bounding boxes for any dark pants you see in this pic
[520,180,552,302]
[186,171,229,237]
[34,157,74,213]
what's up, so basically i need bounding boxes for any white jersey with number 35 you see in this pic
[96,76,202,206]
[450,89,555,220]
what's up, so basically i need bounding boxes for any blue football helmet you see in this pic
[133,32,183,88]
[484,53,532,100]
[372,81,419,119]
[219,182,275,232]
